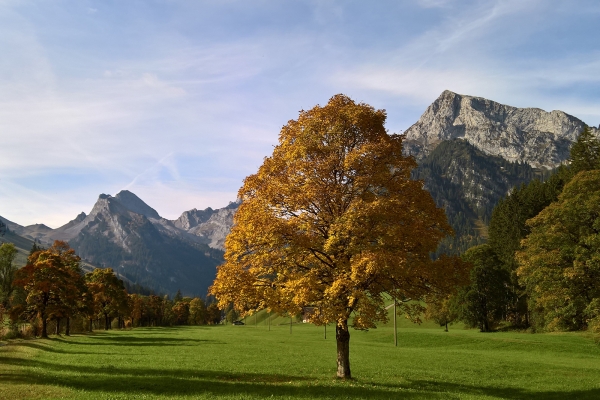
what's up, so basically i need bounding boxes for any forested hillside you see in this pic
[412,139,549,255]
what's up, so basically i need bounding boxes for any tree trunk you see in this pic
[445,321,448,332]
[41,315,48,338]
[56,318,61,335]
[40,294,49,338]
[336,320,351,379]
[105,313,109,330]
[65,317,70,336]
[89,318,93,332]
[482,318,490,332]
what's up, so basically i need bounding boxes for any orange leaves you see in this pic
[211,94,462,329]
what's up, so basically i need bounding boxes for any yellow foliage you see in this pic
[210,94,468,330]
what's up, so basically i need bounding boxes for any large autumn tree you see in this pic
[211,94,468,378]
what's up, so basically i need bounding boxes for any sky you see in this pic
[1,0,600,228]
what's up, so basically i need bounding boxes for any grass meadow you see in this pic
[1,316,600,400]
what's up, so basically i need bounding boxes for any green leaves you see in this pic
[569,126,600,175]
[517,170,600,331]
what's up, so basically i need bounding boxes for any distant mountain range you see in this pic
[2,90,598,294]
[1,191,238,297]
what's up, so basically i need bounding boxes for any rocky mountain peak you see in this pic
[74,212,87,222]
[114,190,161,219]
[403,90,598,169]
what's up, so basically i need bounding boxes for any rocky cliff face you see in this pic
[174,202,239,250]
[404,90,599,169]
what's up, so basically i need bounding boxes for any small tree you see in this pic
[188,298,207,325]
[455,245,511,332]
[211,94,469,378]
[14,241,83,338]
[569,126,600,175]
[425,295,457,332]
[225,308,238,324]
[172,301,190,325]
[86,268,129,330]
[206,303,222,325]
[0,243,18,309]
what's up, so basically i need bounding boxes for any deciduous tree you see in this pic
[188,297,206,325]
[86,268,129,330]
[211,94,469,378]
[517,170,600,331]
[14,241,83,338]
[425,295,456,332]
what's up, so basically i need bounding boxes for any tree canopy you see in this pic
[569,126,600,175]
[517,170,600,331]
[14,241,84,338]
[454,244,511,332]
[210,94,469,378]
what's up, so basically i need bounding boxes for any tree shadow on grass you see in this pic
[13,340,108,355]
[71,334,225,347]
[2,356,599,399]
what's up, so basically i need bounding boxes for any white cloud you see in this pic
[417,0,454,9]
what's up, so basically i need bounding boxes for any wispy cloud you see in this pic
[1,0,599,226]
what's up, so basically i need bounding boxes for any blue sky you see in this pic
[1,0,600,227]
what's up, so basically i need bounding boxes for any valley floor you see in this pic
[1,322,599,399]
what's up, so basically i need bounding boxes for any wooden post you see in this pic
[324,323,327,339]
[394,298,397,347]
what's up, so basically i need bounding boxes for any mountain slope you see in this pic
[412,139,548,254]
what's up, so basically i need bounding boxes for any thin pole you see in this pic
[394,298,397,347]
[324,323,327,339]
[255,313,257,327]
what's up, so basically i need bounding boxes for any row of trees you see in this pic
[0,241,223,339]
[427,126,600,335]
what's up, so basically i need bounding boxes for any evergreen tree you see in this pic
[488,166,571,326]
[29,241,40,256]
[174,289,183,303]
[569,126,600,174]
[0,243,18,309]
[454,244,511,332]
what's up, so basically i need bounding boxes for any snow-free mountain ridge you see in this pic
[2,191,238,296]
[404,90,599,169]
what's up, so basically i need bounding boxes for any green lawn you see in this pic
[1,322,600,399]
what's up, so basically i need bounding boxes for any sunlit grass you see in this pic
[1,322,600,399]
